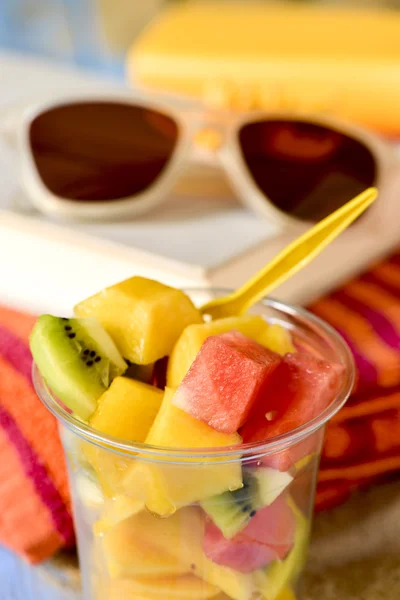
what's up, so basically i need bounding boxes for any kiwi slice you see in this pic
[30,315,127,420]
[200,468,293,539]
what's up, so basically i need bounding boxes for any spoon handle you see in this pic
[201,187,377,318]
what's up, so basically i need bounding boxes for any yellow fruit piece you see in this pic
[121,388,242,514]
[101,579,226,600]
[102,506,254,600]
[167,316,294,387]
[167,315,270,387]
[74,276,203,364]
[103,574,219,599]
[257,323,295,356]
[81,440,131,497]
[93,494,144,535]
[82,377,163,496]
[102,506,199,578]
[121,460,176,516]
[201,560,254,600]
[148,508,255,600]
[90,377,163,442]
[276,588,297,600]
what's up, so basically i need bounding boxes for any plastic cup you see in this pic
[33,294,354,600]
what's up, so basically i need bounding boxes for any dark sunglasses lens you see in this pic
[29,102,179,201]
[239,120,376,221]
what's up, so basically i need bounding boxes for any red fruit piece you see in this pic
[172,331,282,434]
[203,495,296,573]
[240,352,345,469]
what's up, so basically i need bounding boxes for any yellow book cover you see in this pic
[128,2,400,134]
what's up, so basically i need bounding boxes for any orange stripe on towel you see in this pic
[318,455,400,482]
[346,280,400,333]
[0,426,63,562]
[0,306,36,340]
[374,263,400,289]
[332,390,400,422]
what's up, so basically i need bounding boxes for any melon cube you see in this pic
[99,575,219,599]
[102,506,254,600]
[203,495,296,573]
[167,315,279,387]
[83,377,163,495]
[241,353,345,442]
[121,388,242,514]
[102,508,197,578]
[89,377,163,441]
[101,581,229,600]
[93,494,143,535]
[74,277,203,364]
[90,377,164,442]
[172,332,282,434]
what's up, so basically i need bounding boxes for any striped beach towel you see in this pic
[0,306,74,563]
[311,251,400,510]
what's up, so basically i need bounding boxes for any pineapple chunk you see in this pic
[276,588,297,600]
[257,323,295,356]
[102,506,253,600]
[167,316,292,387]
[101,581,228,600]
[102,509,193,578]
[93,494,143,535]
[74,277,203,364]
[90,377,163,441]
[83,377,163,496]
[101,575,219,599]
[121,388,242,514]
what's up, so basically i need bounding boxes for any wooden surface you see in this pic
[1,481,399,600]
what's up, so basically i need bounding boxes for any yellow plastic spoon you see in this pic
[200,187,377,319]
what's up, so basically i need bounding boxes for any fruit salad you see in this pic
[30,277,347,600]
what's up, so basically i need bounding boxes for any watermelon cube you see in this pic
[240,353,345,468]
[172,331,282,434]
[203,495,296,573]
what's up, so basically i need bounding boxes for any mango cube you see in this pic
[74,277,203,364]
[257,323,295,356]
[102,507,254,600]
[121,388,242,514]
[167,316,291,387]
[83,377,163,495]
[94,494,143,535]
[100,575,219,599]
[102,508,198,578]
[90,377,163,441]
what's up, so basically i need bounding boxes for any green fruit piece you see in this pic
[201,467,293,539]
[253,498,309,600]
[30,315,127,420]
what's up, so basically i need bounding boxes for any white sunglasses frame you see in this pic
[1,90,398,229]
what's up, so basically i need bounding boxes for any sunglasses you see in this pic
[1,93,397,224]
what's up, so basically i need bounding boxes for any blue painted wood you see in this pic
[0,546,79,600]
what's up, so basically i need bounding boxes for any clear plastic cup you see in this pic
[33,294,354,600]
